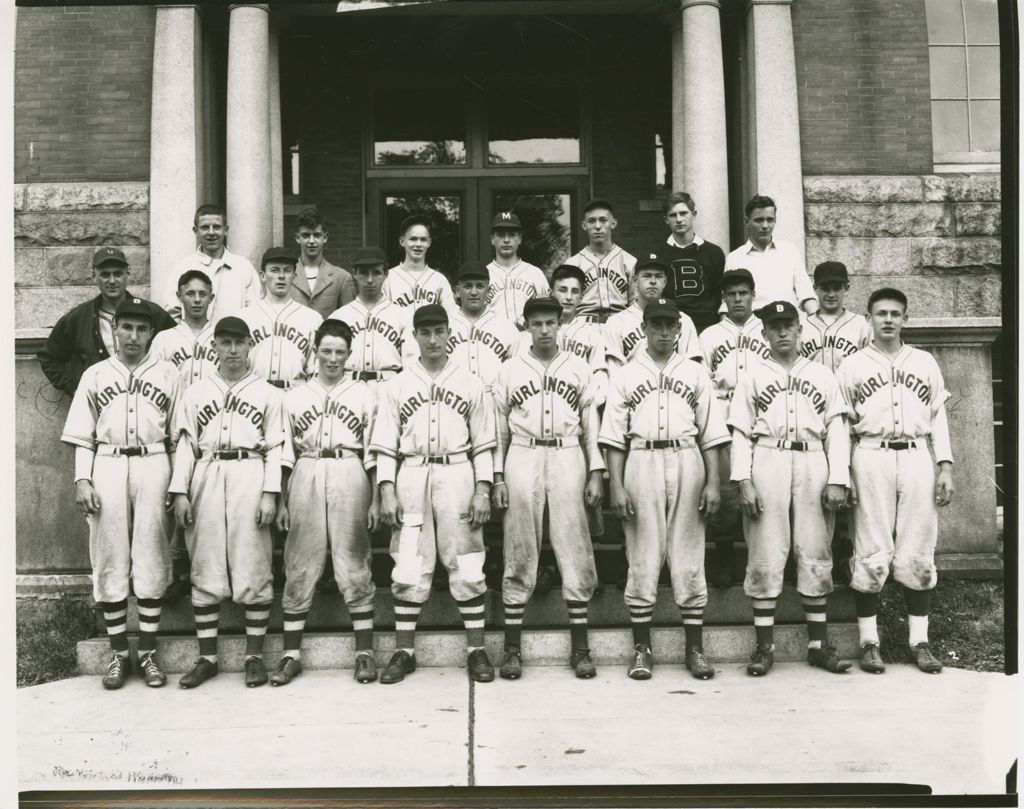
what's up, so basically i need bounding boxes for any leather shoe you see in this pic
[102,654,131,690]
[746,643,775,676]
[570,647,596,679]
[269,655,302,686]
[859,642,886,674]
[379,650,416,684]
[245,656,268,687]
[808,644,852,673]
[912,642,943,674]
[179,657,218,689]
[467,648,494,682]
[685,647,715,679]
[499,645,523,680]
[354,652,378,683]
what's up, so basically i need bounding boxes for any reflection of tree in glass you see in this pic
[495,193,572,279]
[377,140,465,166]
[386,195,462,283]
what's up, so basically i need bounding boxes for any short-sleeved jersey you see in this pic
[565,246,637,315]
[404,309,519,390]
[328,297,409,376]
[282,377,376,471]
[835,343,953,462]
[382,265,457,313]
[513,318,609,406]
[599,351,730,452]
[799,310,871,373]
[149,321,219,388]
[494,350,596,443]
[604,303,701,367]
[240,299,323,385]
[699,316,772,401]
[485,260,550,325]
[61,355,180,450]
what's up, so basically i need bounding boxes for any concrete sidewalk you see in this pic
[18,664,1018,795]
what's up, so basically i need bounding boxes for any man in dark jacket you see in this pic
[38,247,175,396]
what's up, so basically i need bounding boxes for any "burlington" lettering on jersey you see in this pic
[95,377,171,413]
[625,376,698,411]
[755,377,827,415]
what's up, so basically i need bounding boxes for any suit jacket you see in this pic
[290,258,356,320]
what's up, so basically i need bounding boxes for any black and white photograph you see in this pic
[8,0,1018,805]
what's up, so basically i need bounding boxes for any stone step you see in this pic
[77,622,860,675]
[98,584,857,633]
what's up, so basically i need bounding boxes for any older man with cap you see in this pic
[370,303,498,685]
[484,212,550,327]
[800,261,871,373]
[39,247,174,396]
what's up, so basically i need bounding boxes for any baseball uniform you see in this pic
[836,343,953,593]
[514,317,609,407]
[149,321,219,388]
[240,299,322,388]
[485,260,550,326]
[383,265,458,313]
[565,246,637,319]
[605,303,702,369]
[404,309,519,392]
[329,297,409,383]
[800,310,872,373]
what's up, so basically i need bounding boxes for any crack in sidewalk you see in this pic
[467,678,476,786]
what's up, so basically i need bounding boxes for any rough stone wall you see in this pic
[804,175,1001,318]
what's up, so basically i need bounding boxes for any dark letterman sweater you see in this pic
[649,236,726,333]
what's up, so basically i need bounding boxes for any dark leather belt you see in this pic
[881,440,916,450]
[201,449,261,460]
[119,446,146,456]
[313,448,363,459]
[425,454,457,464]
[638,439,689,449]
[353,371,381,381]
[267,380,287,388]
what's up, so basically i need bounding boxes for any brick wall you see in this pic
[792,0,933,175]
[14,5,155,183]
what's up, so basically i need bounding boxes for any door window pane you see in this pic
[932,100,970,152]
[374,91,466,165]
[492,191,573,274]
[964,0,999,43]
[925,0,965,42]
[970,99,1000,151]
[384,195,463,280]
[929,47,967,97]
[968,46,1000,97]
[487,89,581,165]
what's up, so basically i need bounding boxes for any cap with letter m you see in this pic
[490,211,523,230]
[756,300,800,324]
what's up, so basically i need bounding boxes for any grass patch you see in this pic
[17,596,99,687]
[877,577,1005,672]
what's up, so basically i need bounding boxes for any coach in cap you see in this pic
[39,247,175,396]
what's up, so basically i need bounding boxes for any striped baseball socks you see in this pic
[394,598,422,652]
[503,602,525,648]
[752,597,777,646]
[282,610,307,660]
[566,600,589,649]
[457,595,486,649]
[628,604,653,647]
[135,597,162,654]
[102,599,130,657]
[679,606,704,650]
[350,605,375,653]
[801,595,828,649]
[244,603,272,658]
[193,603,220,663]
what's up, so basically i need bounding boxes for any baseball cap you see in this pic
[642,299,681,322]
[261,246,298,270]
[400,214,432,235]
[757,300,800,323]
[412,304,449,329]
[214,315,251,339]
[490,212,523,230]
[456,260,490,282]
[352,246,387,267]
[721,268,755,291]
[522,296,563,320]
[93,247,128,268]
[814,261,849,284]
[113,298,151,323]
[635,257,669,275]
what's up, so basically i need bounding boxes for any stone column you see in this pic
[226,3,272,266]
[747,0,805,254]
[669,17,686,191]
[149,5,203,306]
[269,25,284,245]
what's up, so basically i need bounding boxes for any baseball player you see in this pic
[382,215,457,313]
[370,304,497,684]
[728,301,852,677]
[601,299,730,680]
[149,269,220,601]
[835,288,954,675]
[698,269,772,588]
[271,319,381,686]
[484,212,550,327]
[604,258,701,370]
[492,296,604,680]
[61,299,180,689]
[169,315,287,689]
[564,200,636,321]
[800,261,871,373]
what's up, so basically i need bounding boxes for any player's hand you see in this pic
[492,477,509,510]
[75,480,100,515]
[609,484,634,521]
[367,491,382,533]
[469,492,491,528]
[166,303,183,323]
[847,478,859,507]
[256,492,277,527]
[822,484,847,512]
[699,483,721,516]
[274,498,290,533]
[584,471,603,509]
[173,493,193,529]
[935,463,954,507]
[739,479,762,518]
[379,485,402,528]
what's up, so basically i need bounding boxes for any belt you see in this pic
[199,449,263,460]
[300,448,364,460]
[576,314,601,324]
[95,441,168,457]
[352,370,395,381]
[267,379,289,389]
[402,452,469,466]
[629,438,696,450]
[757,439,824,452]
[858,439,918,451]
[511,435,580,448]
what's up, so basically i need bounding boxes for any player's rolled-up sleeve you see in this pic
[929,396,954,465]
[368,379,401,483]
[824,416,851,486]
[694,366,731,452]
[60,374,99,451]
[260,389,287,493]
[468,382,496,484]
[597,369,629,451]
[492,366,512,476]
[73,446,96,483]
[580,400,606,473]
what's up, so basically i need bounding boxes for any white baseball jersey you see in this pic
[328,297,409,377]
[835,343,953,462]
[604,303,702,368]
[383,265,457,312]
[699,316,772,401]
[282,378,375,471]
[369,359,497,484]
[599,351,730,452]
[565,245,636,315]
[799,310,871,373]
[149,321,219,388]
[485,260,550,325]
[402,309,518,390]
[240,298,322,386]
[514,317,610,407]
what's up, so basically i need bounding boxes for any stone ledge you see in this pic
[803,174,1001,203]
[14,211,150,247]
[903,317,1002,345]
[14,181,149,212]
[806,203,953,238]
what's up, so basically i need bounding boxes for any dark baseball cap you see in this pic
[456,260,490,282]
[757,300,800,323]
[113,298,152,323]
[635,257,669,275]
[721,268,755,291]
[814,261,849,284]
[490,212,523,230]
[642,299,681,322]
[214,315,251,338]
[261,246,298,270]
[412,304,449,329]
[352,246,387,267]
[400,214,432,235]
[522,296,563,320]
[93,247,128,268]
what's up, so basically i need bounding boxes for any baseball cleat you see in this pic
[179,657,219,689]
[570,647,597,679]
[102,653,131,690]
[467,648,495,683]
[354,652,378,683]
[499,645,523,680]
[746,643,775,676]
[859,642,886,674]
[269,655,303,686]
[685,647,715,680]
[379,650,416,684]
[807,644,852,673]
[244,656,268,688]
[627,643,653,680]
[138,651,166,688]
[911,642,943,674]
